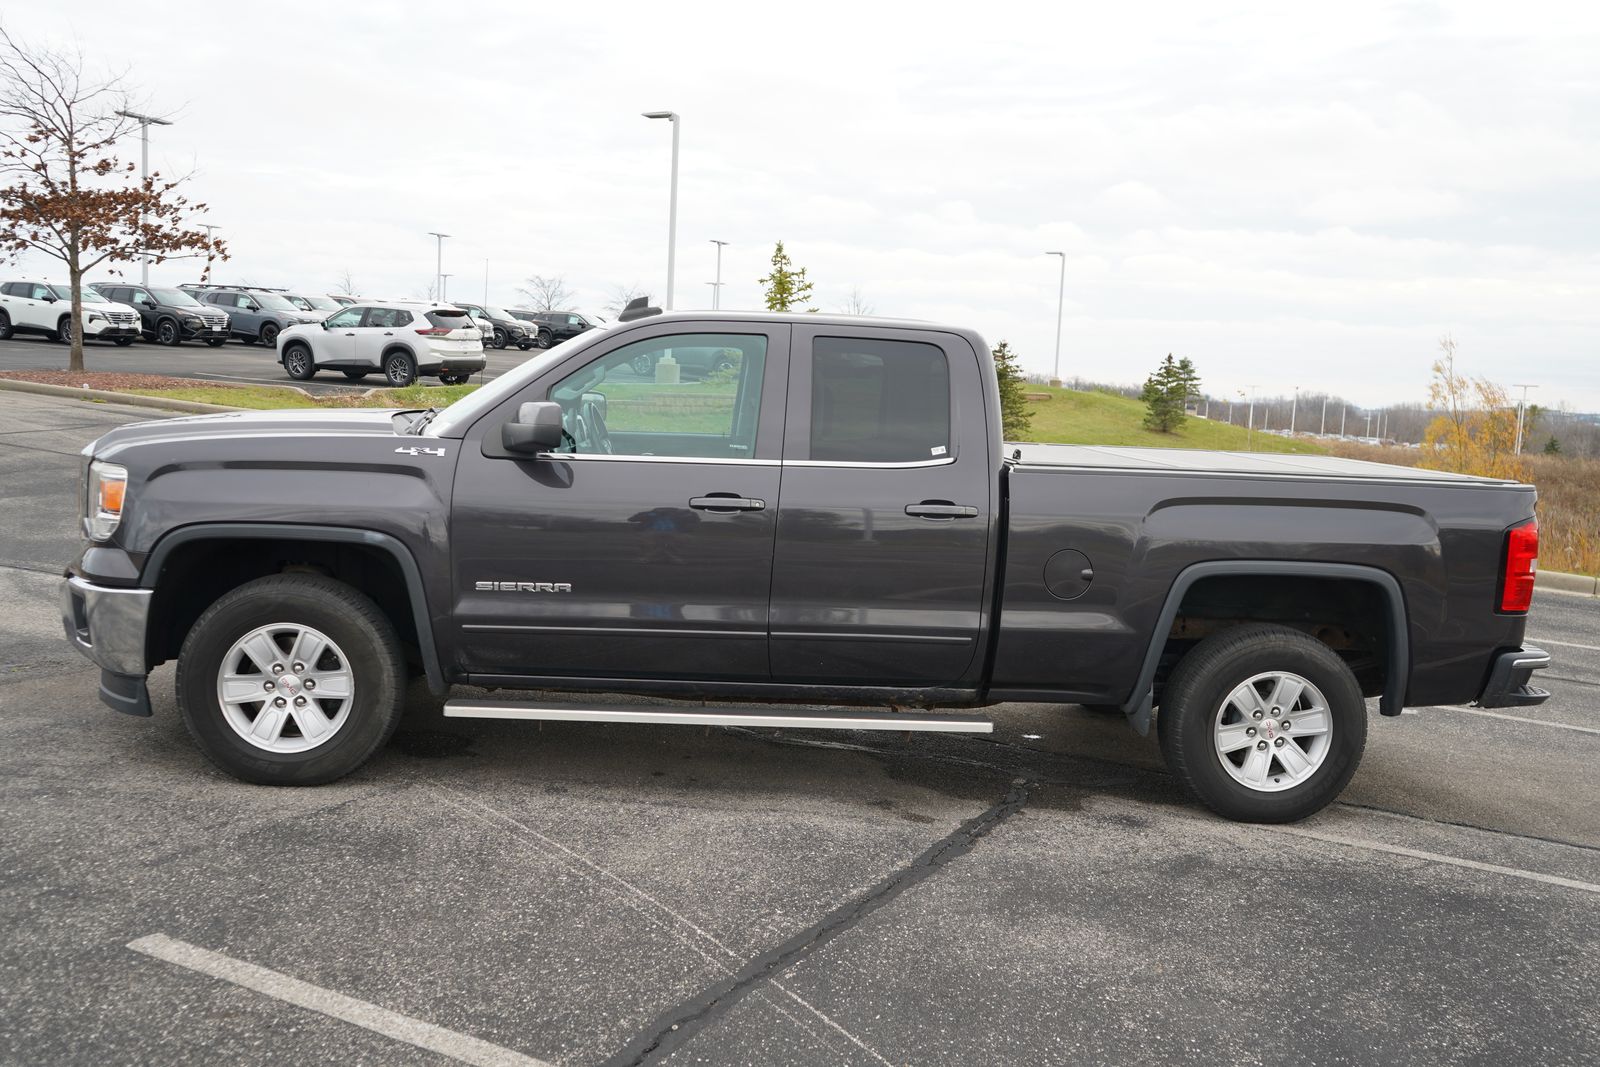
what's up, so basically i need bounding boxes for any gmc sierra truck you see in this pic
[61,306,1551,822]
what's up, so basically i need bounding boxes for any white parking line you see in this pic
[127,933,552,1067]
[1268,827,1600,896]
[1430,705,1600,735]
[1530,637,1600,652]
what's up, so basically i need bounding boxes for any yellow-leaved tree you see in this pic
[1421,334,1527,481]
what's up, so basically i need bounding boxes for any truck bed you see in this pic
[1010,443,1517,485]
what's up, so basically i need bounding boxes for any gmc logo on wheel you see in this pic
[475,581,573,593]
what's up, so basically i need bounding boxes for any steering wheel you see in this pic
[581,399,613,455]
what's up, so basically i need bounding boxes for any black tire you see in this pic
[114,337,135,347]
[537,329,554,349]
[175,574,407,785]
[384,350,417,387]
[713,356,736,374]
[156,318,181,346]
[342,370,370,381]
[630,353,653,376]
[0,310,12,339]
[516,339,533,351]
[282,343,316,381]
[206,338,227,347]
[56,315,73,345]
[1158,624,1367,823]
[491,327,508,350]
[259,322,280,348]
[439,372,470,385]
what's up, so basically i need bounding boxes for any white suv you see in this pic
[0,281,142,346]
[275,301,487,386]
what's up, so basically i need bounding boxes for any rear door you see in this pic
[769,326,995,687]
[449,323,788,682]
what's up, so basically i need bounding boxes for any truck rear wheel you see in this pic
[175,574,407,785]
[1157,624,1366,823]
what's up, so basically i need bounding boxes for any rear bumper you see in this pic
[1475,646,1552,708]
[419,353,487,374]
[61,574,153,716]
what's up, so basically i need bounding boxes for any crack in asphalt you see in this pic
[602,778,1034,1067]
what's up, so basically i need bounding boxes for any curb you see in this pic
[1536,570,1599,597]
[0,378,247,414]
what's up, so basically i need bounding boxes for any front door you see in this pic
[450,324,789,682]
[318,306,363,363]
[769,326,996,687]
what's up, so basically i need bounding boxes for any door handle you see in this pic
[690,495,766,512]
[905,502,979,519]
[383,331,393,336]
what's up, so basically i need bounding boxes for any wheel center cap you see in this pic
[279,674,302,695]
[1262,721,1277,741]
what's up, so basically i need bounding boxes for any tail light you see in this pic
[1499,520,1538,613]
[415,327,451,336]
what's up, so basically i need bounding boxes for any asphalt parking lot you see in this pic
[0,332,534,396]
[2,391,1597,1066]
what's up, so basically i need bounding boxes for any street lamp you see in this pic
[709,239,728,310]
[1045,251,1065,386]
[440,273,452,300]
[1512,383,1539,454]
[643,111,680,309]
[1289,385,1298,435]
[200,223,220,277]
[427,232,451,301]
[116,109,174,285]
[1239,387,1257,450]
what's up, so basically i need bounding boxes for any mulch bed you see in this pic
[0,370,242,391]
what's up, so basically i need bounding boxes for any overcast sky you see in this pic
[8,1,1599,410]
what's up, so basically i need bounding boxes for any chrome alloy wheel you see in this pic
[1212,671,1332,792]
[215,623,355,753]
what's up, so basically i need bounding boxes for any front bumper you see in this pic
[1475,645,1551,708]
[87,325,140,340]
[61,575,153,716]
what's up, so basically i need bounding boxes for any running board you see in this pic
[443,699,994,733]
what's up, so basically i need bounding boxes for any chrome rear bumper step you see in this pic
[442,700,994,733]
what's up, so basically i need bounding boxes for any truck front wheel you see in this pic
[1157,624,1366,823]
[175,574,407,785]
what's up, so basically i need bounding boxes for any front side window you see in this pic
[809,337,951,463]
[548,333,767,460]
[326,307,364,328]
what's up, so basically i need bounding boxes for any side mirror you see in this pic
[501,401,564,455]
[322,320,332,329]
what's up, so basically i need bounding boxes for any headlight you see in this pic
[87,312,106,323]
[185,316,204,327]
[84,460,128,541]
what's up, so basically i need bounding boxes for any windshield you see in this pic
[253,292,296,310]
[51,284,108,303]
[150,287,201,306]
[303,295,342,310]
[282,294,314,310]
[426,324,610,437]
[486,306,516,320]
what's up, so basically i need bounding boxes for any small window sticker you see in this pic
[931,445,948,456]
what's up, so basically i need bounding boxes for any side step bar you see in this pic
[443,699,994,733]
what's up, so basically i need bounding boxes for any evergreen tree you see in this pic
[992,340,1033,441]
[758,241,815,312]
[1543,435,1561,455]
[1140,353,1199,433]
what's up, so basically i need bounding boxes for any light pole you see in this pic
[1045,251,1065,386]
[440,273,452,301]
[1512,383,1538,454]
[1239,387,1257,450]
[201,223,220,277]
[427,232,451,301]
[116,109,174,285]
[709,239,728,310]
[1290,386,1299,435]
[643,111,680,309]
[1320,395,1328,436]
[1340,406,1346,437]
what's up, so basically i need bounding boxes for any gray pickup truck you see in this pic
[61,308,1550,822]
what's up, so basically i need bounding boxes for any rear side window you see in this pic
[809,337,951,463]
[425,310,471,330]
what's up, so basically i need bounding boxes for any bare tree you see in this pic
[602,283,647,317]
[0,26,224,371]
[517,273,575,311]
[335,267,359,296]
[840,286,875,315]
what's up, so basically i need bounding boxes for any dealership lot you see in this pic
[2,393,1597,1065]
[0,332,535,396]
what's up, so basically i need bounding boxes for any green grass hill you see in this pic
[1017,386,1325,455]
